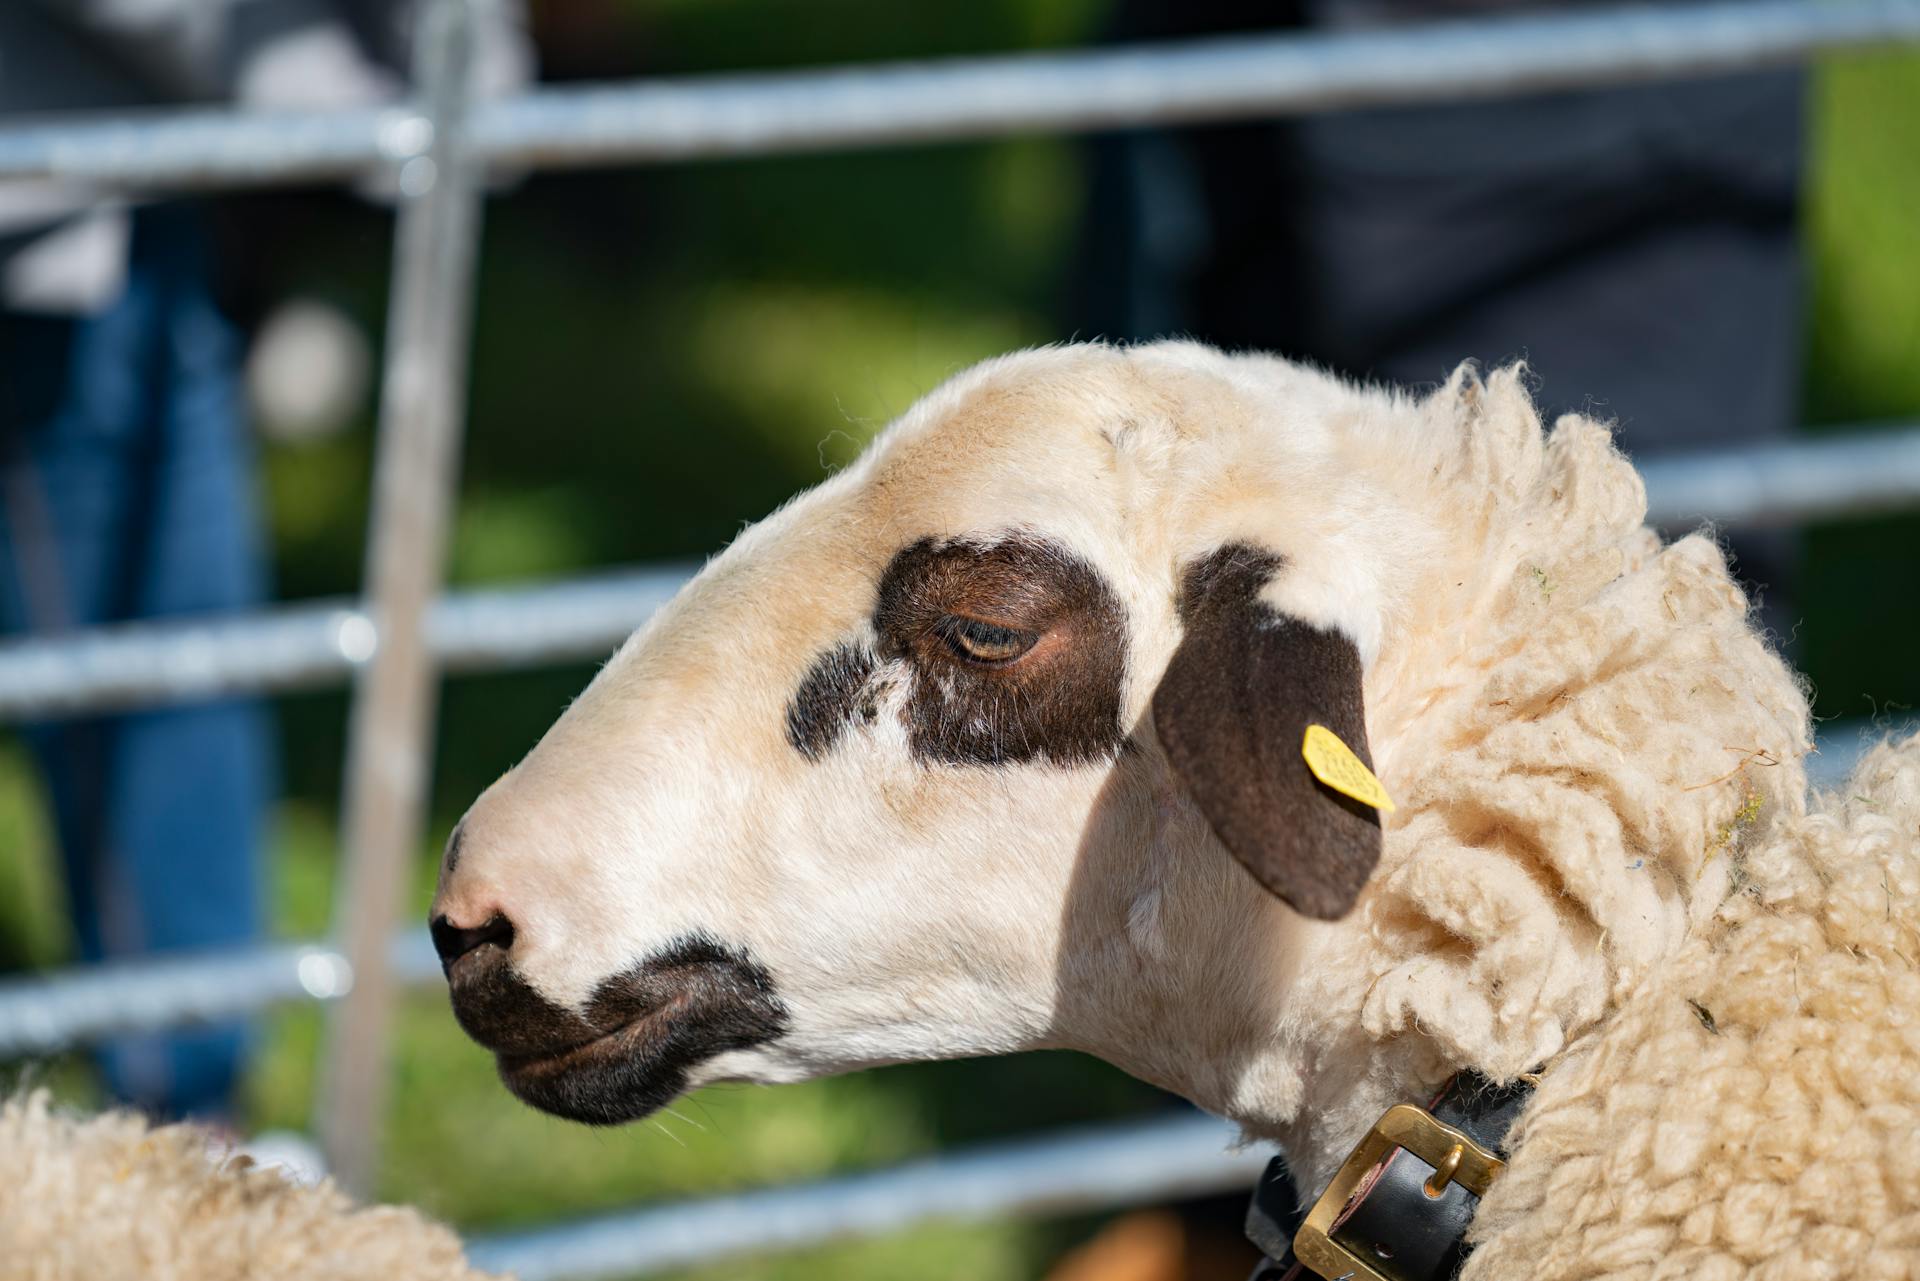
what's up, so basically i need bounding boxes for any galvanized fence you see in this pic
[2,0,1919,1274]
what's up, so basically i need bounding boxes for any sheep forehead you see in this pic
[812,341,1329,577]
[622,351,1180,668]
[860,347,1153,533]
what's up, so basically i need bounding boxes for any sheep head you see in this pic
[429,341,1809,1184]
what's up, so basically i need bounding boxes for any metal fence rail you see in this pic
[1638,423,1920,528]
[0,0,1916,189]
[0,566,693,720]
[475,0,1920,169]
[466,1113,1269,1281]
[0,934,440,1061]
[1,425,1916,723]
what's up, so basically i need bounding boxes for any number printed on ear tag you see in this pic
[1301,724,1396,813]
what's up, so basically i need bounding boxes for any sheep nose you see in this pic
[430,911,516,972]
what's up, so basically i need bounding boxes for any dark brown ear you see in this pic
[1150,545,1382,920]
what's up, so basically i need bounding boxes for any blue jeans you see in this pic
[0,205,270,1118]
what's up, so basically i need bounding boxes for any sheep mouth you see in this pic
[492,1005,680,1122]
[470,935,789,1126]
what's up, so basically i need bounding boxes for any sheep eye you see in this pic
[937,616,1038,665]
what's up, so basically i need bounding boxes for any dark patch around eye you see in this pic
[786,641,878,760]
[781,534,1130,768]
[875,534,1129,767]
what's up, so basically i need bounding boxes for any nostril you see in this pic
[430,911,516,970]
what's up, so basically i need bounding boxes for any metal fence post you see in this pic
[317,0,486,1194]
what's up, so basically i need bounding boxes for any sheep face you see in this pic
[432,342,1406,1127]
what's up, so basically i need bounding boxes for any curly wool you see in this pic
[1278,366,1813,1185]
[1358,365,1810,1074]
[1462,732,1920,1280]
[0,1092,499,1281]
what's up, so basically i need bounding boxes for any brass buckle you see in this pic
[1292,1103,1507,1281]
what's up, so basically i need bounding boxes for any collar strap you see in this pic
[1246,1072,1535,1281]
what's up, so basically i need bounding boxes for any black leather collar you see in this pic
[1246,1072,1534,1281]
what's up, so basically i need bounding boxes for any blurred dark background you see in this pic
[2,1,1916,1277]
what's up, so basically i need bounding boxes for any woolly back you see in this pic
[1354,365,1812,1080]
[0,1091,494,1281]
[1460,732,1920,1279]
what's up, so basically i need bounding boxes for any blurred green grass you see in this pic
[1799,50,1920,724]
[3,27,1918,1281]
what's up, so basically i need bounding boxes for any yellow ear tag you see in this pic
[1301,724,1396,813]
